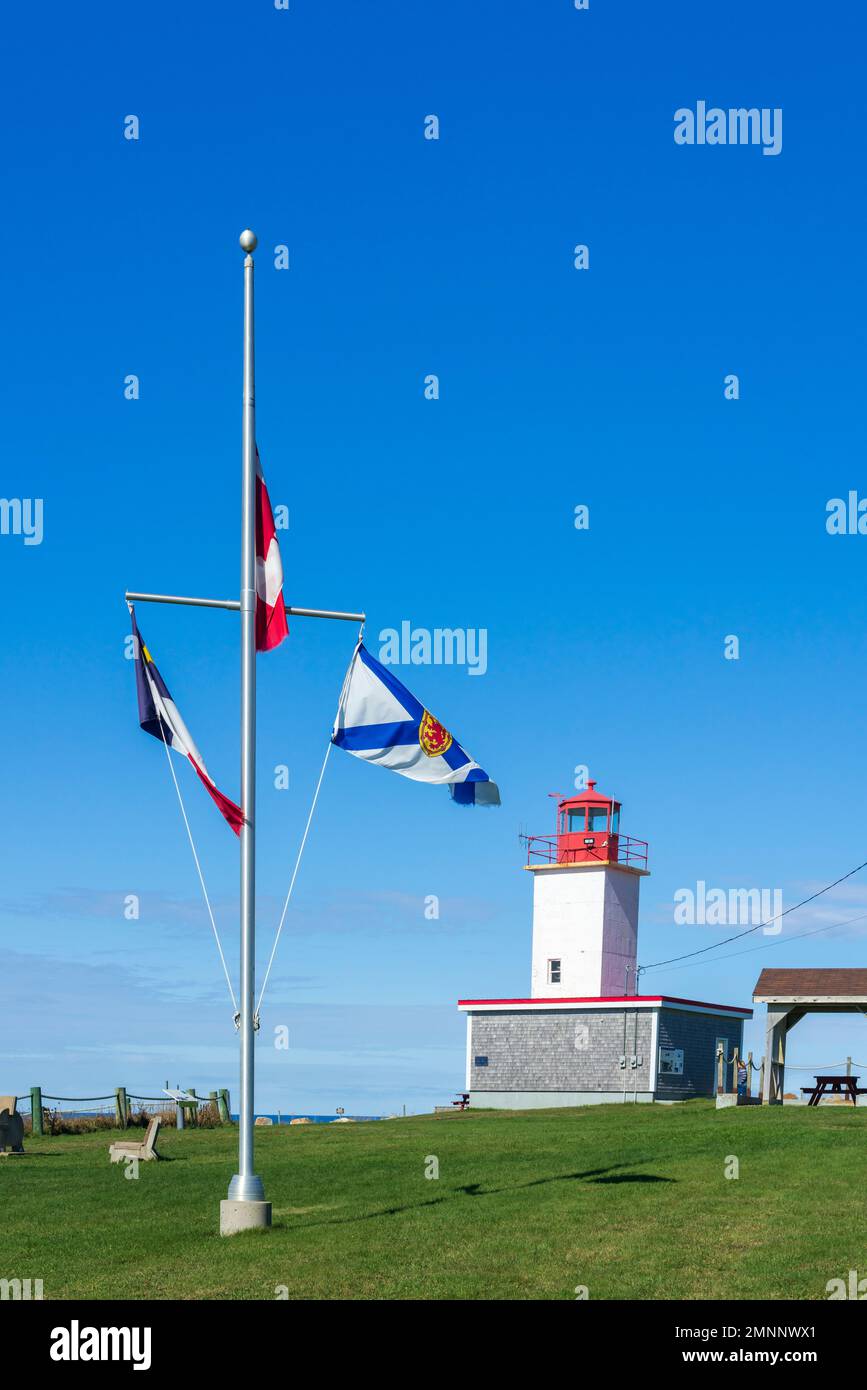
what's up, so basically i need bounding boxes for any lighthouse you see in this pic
[457,778,752,1107]
[528,782,647,999]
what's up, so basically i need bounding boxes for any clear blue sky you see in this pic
[3,1,867,1113]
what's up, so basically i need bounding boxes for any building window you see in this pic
[611,807,620,834]
[588,807,608,832]
[474,1056,488,1067]
[567,808,586,832]
[548,959,561,984]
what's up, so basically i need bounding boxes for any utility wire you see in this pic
[642,909,867,975]
[638,858,867,974]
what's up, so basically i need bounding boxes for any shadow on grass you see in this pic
[278,1162,674,1232]
[456,1161,672,1196]
[588,1174,674,1184]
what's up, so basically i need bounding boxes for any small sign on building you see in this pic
[658,1046,684,1075]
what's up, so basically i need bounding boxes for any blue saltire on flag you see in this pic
[332,642,500,806]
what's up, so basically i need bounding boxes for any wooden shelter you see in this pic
[753,969,867,1103]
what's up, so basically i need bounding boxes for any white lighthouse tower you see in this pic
[458,780,752,1108]
[525,782,649,998]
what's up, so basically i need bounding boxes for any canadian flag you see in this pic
[255,449,288,652]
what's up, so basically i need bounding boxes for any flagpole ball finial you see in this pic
[239,229,258,253]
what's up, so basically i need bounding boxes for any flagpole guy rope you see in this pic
[157,719,239,1017]
[256,738,334,1019]
[256,626,363,1019]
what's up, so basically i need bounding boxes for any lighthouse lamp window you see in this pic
[548,958,561,984]
[567,809,586,832]
[588,807,608,832]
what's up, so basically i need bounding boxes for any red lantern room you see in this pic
[524,780,648,870]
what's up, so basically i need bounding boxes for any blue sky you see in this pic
[3,1,867,1113]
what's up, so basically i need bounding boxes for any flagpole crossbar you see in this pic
[125,591,365,623]
[126,591,240,611]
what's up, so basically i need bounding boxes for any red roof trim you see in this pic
[457,994,751,1014]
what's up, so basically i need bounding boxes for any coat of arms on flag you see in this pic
[332,641,500,805]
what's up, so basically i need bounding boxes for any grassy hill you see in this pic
[3,1102,866,1300]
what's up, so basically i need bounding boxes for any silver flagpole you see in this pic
[221,229,271,1234]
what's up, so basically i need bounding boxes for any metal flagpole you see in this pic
[220,228,270,1234]
[126,229,366,1235]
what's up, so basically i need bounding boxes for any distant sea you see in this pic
[234,1114,385,1124]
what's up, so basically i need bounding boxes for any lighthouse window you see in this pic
[611,807,620,834]
[567,809,586,832]
[588,807,608,832]
[548,959,562,984]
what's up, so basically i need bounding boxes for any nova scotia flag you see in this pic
[332,643,500,806]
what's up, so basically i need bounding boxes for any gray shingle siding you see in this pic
[467,1006,744,1101]
[655,1008,743,1099]
[469,1009,653,1094]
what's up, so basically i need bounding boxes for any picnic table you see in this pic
[801,1074,867,1106]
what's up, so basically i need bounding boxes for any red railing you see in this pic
[522,833,649,870]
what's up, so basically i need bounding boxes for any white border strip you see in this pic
[458,998,752,1020]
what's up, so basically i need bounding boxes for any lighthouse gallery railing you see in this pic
[522,833,649,870]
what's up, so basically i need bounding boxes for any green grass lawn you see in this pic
[3,1102,866,1300]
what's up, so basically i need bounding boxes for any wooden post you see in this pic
[746,1051,753,1098]
[186,1088,198,1128]
[732,1046,739,1094]
[759,1056,765,1102]
[846,1056,852,1076]
[115,1087,128,1128]
[716,1046,724,1095]
[217,1088,231,1124]
[30,1087,43,1138]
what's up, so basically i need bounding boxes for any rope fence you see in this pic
[10,1085,233,1136]
[715,1047,867,1102]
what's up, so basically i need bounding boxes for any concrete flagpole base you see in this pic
[219,1199,272,1236]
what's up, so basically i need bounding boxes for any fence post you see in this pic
[731,1046,739,1094]
[115,1087,128,1128]
[217,1088,231,1124]
[716,1047,724,1095]
[30,1087,44,1137]
[746,1051,753,1099]
[759,1056,765,1101]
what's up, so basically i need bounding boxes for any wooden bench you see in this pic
[109,1115,161,1163]
[0,1095,24,1156]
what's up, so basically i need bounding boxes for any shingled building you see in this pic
[458,782,752,1108]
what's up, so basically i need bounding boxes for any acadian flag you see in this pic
[332,642,500,806]
[129,608,244,835]
[255,449,288,652]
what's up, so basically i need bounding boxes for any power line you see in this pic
[638,857,867,974]
[642,910,867,975]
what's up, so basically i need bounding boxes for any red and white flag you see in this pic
[255,449,288,652]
